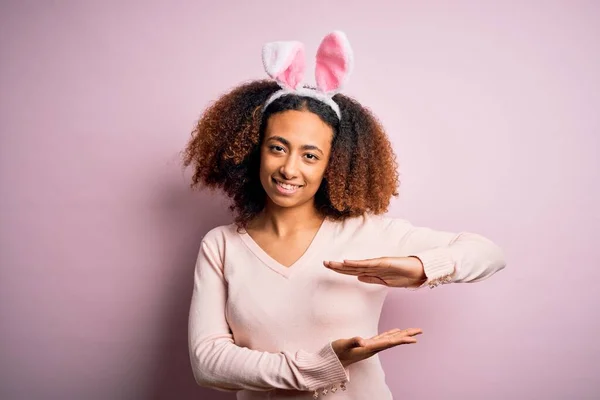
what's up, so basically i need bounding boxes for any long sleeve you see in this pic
[383,218,506,289]
[188,239,349,392]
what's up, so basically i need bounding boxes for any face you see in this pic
[259,109,334,210]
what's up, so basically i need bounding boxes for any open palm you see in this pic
[332,328,423,367]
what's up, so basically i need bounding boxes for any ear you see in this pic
[315,31,353,93]
[262,41,306,90]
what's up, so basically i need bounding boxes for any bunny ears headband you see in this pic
[262,31,354,120]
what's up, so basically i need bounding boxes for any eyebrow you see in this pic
[267,136,324,155]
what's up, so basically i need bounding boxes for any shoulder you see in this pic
[199,222,240,253]
[332,212,412,228]
[327,212,413,237]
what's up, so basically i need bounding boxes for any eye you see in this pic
[304,153,319,161]
[269,145,285,153]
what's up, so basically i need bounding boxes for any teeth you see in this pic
[277,181,299,190]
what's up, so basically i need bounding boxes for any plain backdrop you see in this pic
[1,1,599,399]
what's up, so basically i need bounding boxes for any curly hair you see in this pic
[183,80,399,228]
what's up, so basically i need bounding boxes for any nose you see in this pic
[279,155,299,180]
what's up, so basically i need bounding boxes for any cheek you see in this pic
[306,163,328,183]
[259,154,285,184]
[259,150,275,173]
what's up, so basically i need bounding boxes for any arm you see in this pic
[188,240,349,392]
[387,219,506,289]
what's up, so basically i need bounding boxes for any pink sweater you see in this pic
[188,213,506,399]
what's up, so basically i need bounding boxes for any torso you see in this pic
[197,213,420,399]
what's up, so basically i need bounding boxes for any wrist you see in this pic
[408,256,426,280]
[407,256,427,287]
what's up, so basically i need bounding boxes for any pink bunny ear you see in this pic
[262,41,305,89]
[315,31,353,93]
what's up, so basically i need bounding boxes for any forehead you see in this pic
[264,110,334,145]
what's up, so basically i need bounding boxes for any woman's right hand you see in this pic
[331,328,423,367]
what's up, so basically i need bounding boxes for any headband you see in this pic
[261,31,354,120]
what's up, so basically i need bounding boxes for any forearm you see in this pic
[189,335,349,392]
[411,232,506,288]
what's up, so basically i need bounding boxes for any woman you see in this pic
[184,31,506,399]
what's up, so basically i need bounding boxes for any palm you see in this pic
[332,328,423,367]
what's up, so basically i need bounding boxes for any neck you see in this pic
[255,199,324,237]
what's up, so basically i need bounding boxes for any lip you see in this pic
[272,178,303,195]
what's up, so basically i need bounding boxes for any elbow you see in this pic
[471,232,507,274]
[190,364,208,388]
[189,342,240,392]
[193,372,227,391]
[490,241,507,274]
[188,339,214,388]
[473,239,507,282]
[190,360,237,392]
[189,347,222,389]
[189,353,211,388]
[454,233,507,283]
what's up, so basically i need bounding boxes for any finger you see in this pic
[372,329,403,340]
[358,275,387,285]
[373,328,421,340]
[324,261,346,269]
[328,261,371,271]
[368,329,422,349]
[398,336,418,344]
[377,335,418,346]
[323,261,339,269]
[328,268,363,277]
[325,262,370,276]
[342,258,391,267]
[395,328,423,337]
[387,329,422,340]
[369,332,420,351]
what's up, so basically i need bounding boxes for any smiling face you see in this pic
[259,109,334,211]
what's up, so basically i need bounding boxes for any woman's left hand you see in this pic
[323,257,427,288]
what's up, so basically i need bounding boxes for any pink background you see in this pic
[1,1,598,399]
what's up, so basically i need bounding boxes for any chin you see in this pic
[264,187,315,209]
[266,193,306,209]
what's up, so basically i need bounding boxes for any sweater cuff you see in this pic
[296,342,350,391]
[410,247,456,289]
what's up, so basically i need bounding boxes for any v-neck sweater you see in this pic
[237,218,330,279]
[188,213,506,399]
